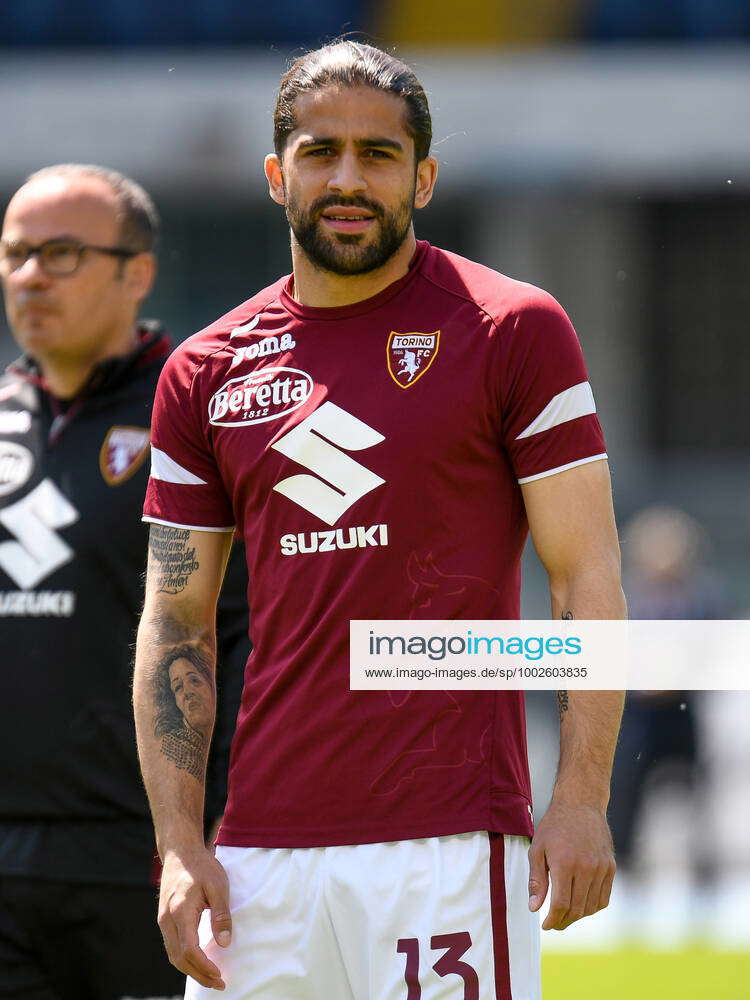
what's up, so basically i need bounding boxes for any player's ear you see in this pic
[264,154,286,206]
[414,156,438,210]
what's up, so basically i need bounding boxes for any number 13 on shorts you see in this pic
[190,833,539,1000]
[385,832,540,1000]
[397,932,479,998]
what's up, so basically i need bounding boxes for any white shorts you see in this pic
[186,832,540,1000]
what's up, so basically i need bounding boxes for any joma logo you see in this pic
[229,332,296,368]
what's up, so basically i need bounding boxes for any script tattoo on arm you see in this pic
[557,690,570,720]
[557,611,573,721]
[149,524,200,594]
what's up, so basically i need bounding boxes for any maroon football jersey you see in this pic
[144,242,606,847]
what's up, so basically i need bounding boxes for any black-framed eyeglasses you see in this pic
[0,238,139,277]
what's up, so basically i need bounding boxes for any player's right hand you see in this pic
[158,845,232,990]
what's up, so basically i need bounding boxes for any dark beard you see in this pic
[285,191,415,276]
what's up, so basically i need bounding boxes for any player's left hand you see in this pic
[527,799,616,930]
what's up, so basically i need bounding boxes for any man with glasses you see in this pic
[0,164,248,1000]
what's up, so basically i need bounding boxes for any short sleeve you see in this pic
[144,350,235,531]
[498,291,607,484]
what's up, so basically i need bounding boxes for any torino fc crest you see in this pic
[386,331,440,388]
[99,426,150,485]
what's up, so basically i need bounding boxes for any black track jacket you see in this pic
[0,322,248,885]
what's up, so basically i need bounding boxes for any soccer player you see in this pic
[134,41,626,999]
[0,164,248,999]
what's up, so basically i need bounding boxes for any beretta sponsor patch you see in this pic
[387,331,440,388]
[99,426,150,485]
[208,366,313,427]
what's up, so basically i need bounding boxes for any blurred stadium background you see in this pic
[2,1,749,994]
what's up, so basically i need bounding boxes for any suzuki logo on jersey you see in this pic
[0,442,34,497]
[280,523,388,556]
[0,479,78,590]
[230,332,296,368]
[387,331,440,388]
[272,401,386,529]
[208,366,312,427]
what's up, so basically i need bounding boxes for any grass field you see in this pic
[543,946,750,999]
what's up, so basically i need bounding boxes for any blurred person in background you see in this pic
[608,505,731,946]
[0,164,247,1000]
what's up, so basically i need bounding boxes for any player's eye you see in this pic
[365,149,392,159]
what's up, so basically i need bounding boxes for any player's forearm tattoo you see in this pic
[557,612,573,720]
[149,524,200,594]
[151,642,215,783]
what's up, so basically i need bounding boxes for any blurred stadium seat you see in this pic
[585,0,750,40]
[1,0,374,46]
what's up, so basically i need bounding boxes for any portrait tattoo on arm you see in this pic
[152,644,215,782]
[149,524,200,594]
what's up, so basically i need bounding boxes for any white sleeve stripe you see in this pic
[150,446,207,485]
[515,381,596,440]
[142,516,235,533]
[518,453,608,485]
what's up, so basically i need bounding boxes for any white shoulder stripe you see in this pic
[150,446,207,486]
[516,381,596,440]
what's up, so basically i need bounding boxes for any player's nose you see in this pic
[327,150,367,195]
